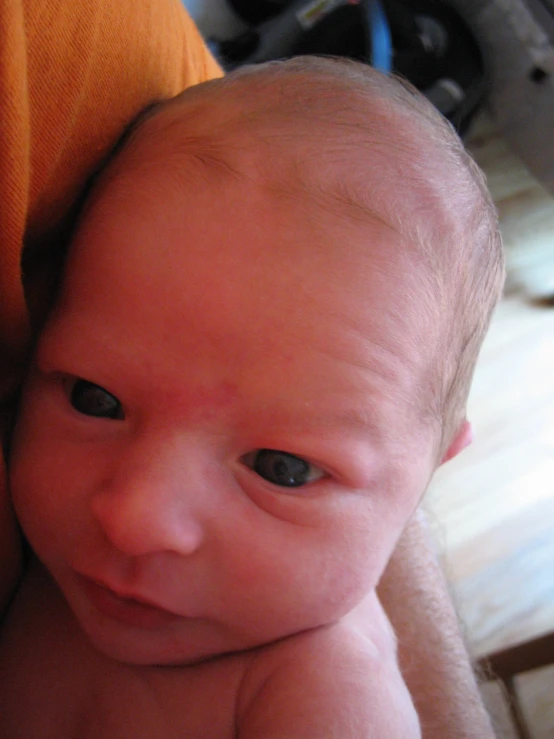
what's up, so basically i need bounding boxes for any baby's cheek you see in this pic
[355,496,411,577]
[321,512,392,609]
[9,441,47,526]
[9,398,63,538]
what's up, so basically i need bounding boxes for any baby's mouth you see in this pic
[78,574,181,629]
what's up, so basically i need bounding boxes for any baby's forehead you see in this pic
[96,64,471,318]
[66,158,443,423]
[116,86,444,244]
[91,130,442,362]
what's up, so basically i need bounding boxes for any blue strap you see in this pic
[367,0,392,72]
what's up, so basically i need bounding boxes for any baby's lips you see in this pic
[76,572,184,629]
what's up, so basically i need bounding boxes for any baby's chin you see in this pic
[74,608,303,668]
[77,602,369,668]
[75,611,258,667]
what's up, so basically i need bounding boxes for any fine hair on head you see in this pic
[89,56,506,459]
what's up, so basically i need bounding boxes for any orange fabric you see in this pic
[0,0,221,604]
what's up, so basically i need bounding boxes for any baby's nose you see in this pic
[91,437,209,558]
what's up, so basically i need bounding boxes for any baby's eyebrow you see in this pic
[323,406,378,434]
[265,402,384,441]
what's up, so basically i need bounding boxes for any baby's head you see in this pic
[10,58,504,666]
[108,55,502,456]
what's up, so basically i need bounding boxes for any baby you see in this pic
[0,57,504,737]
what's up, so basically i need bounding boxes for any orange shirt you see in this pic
[0,0,221,602]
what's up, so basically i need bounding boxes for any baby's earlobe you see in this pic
[440,420,473,465]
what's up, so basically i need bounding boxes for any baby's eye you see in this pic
[68,379,123,420]
[243,449,324,488]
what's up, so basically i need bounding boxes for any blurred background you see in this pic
[184,2,554,736]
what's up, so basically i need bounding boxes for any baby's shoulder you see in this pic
[237,597,421,738]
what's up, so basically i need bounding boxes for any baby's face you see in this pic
[10,124,440,666]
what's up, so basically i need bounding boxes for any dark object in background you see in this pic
[220,0,392,71]
[229,0,292,26]
[214,0,485,135]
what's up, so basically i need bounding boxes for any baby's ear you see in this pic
[440,420,473,465]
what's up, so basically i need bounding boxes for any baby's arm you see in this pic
[237,594,421,739]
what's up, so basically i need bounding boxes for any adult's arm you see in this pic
[378,508,496,738]
[0,0,222,610]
